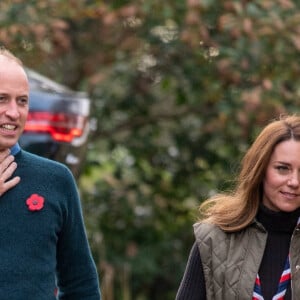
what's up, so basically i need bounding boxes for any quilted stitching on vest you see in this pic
[194,222,267,300]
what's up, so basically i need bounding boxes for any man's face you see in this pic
[0,57,29,150]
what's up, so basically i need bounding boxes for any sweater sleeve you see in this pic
[55,169,101,300]
[175,242,206,300]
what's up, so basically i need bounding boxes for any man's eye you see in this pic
[18,98,28,105]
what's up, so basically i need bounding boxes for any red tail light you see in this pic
[24,112,86,142]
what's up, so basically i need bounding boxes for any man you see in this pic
[0,48,101,299]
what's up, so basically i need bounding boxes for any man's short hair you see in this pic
[0,46,23,66]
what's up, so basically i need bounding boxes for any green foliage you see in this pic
[2,0,300,299]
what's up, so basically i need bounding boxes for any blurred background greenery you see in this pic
[2,0,300,299]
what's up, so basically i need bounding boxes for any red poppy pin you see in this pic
[26,194,45,211]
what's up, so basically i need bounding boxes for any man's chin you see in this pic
[0,139,18,151]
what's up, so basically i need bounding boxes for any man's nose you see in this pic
[5,100,20,119]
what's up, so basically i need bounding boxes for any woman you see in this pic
[176,115,300,300]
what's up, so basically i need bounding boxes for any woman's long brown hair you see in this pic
[199,115,300,232]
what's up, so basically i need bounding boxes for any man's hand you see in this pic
[0,150,20,196]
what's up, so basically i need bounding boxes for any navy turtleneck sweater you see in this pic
[0,148,101,299]
[175,204,300,300]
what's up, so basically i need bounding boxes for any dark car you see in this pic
[18,68,91,179]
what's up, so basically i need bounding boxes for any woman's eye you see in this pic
[275,165,289,172]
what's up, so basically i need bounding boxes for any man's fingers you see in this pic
[0,155,15,174]
[0,176,20,196]
[0,153,20,196]
[0,149,10,161]
[5,176,20,190]
[1,161,17,180]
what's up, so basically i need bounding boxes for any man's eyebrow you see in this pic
[0,92,29,98]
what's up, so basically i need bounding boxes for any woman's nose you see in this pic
[287,174,300,187]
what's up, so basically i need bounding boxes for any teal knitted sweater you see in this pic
[0,148,100,299]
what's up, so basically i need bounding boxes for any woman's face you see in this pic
[263,139,300,212]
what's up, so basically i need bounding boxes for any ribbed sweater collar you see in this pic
[10,143,21,156]
[256,203,300,234]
